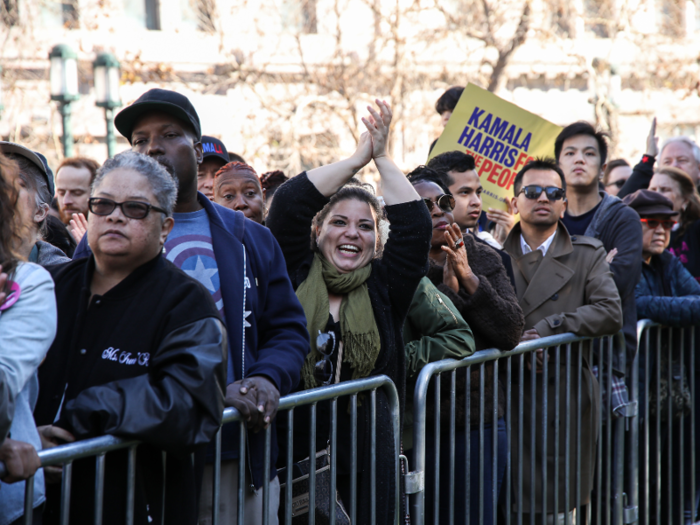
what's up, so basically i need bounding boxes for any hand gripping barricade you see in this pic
[0,375,401,525]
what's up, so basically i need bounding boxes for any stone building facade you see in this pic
[1,0,699,181]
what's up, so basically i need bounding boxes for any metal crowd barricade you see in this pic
[632,320,699,525]
[2,375,400,525]
[408,331,630,525]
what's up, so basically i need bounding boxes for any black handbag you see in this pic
[278,448,351,525]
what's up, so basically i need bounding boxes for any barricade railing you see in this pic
[408,331,630,525]
[633,320,698,525]
[1,374,400,525]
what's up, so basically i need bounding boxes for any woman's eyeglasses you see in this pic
[640,218,676,231]
[423,194,456,213]
[518,185,566,201]
[314,330,337,385]
[88,198,168,220]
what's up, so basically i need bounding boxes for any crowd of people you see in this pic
[0,84,698,525]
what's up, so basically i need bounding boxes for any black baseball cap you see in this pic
[201,136,229,165]
[114,88,202,144]
[0,141,55,196]
[622,189,679,217]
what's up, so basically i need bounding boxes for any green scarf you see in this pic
[296,253,381,389]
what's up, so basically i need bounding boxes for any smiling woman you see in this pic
[267,100,432,525]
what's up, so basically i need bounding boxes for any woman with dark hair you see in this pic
[407,166,524,525]
[268,100,431,524]
[260,170,288,212]
[0,152,57,525]
[649,166,700,280]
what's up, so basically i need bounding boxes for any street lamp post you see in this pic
[49,44,80,158]
[93,52,121,158]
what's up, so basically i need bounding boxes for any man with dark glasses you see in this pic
[503,158,623,524]
[602,159,632,197]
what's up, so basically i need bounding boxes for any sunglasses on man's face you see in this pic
[640,218,676,231]
[606,179,628,190]
[423,194,456,213]
[518,185,566,201]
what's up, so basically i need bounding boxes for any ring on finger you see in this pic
[454,237,465,249]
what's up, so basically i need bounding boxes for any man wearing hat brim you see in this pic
[0,142,70,267]
[71,88,309,525]
[198,135,230,200]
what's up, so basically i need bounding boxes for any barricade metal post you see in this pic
[262,423,271,525]
[212,428,221,525]
[126,445,137,525]
[94,453,106,525]
[22,474,34,525]
[350,394,358,524]
[60,461,72,525]
[284,410,293,525]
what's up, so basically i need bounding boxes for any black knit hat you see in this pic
[115,89,202,143]
[622,189,679,217]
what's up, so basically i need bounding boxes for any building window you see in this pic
[1,0,19,26]
[145,0,160,30]
[40,0,79,28]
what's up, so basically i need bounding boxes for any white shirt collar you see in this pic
[520,230,557,257]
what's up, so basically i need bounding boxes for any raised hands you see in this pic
[486,198,516,246]
[646,117,659,158]
[441,224,480,294]
[361,99,392,160]
[69,212,88,245]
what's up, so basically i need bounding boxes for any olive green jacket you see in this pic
[403,277,476,449]
[404,277,476,379]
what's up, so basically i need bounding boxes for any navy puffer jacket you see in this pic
[635,250,700,326]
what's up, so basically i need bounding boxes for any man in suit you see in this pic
[503,158,623,524]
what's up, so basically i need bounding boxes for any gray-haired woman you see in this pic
[34,150,227,525]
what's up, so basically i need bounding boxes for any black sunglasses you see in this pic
[88,197,168,220]
[606,179,627,189]
[314,330,337,386]
[423,194,456,213]
[640,218,676,231]
[518,185,566,201]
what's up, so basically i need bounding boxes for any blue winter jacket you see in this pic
[635,250,700,326]
[73,193,310,487]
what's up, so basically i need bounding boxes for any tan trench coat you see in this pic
[503,222,623,513]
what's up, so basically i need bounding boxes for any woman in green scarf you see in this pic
[267,100,432,524]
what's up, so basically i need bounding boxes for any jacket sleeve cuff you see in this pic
[533,315,565,337]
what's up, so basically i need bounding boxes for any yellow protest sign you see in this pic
[428,83,562,211]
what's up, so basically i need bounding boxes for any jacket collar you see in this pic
[505,222,575,317]
[583,190,621,239]
[81,252,165,300]
[196,192,246,242]
[504,221,573,259]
